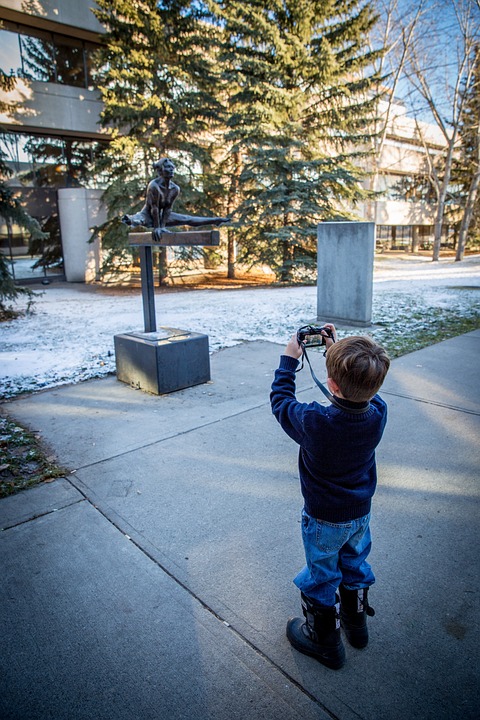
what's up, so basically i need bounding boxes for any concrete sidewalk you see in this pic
[1,332,479,720]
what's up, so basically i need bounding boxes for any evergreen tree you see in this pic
[92,0,225,282]
[454,46,480,260]
[209,0,382,281]
[0,70,46,317]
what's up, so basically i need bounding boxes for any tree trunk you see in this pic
[227,228,236,279]
[456,166,480,261]
[432,159,453,261]
[280,239,294,282]
[158,247,168,285]
[227,151,241,280]
[432,219,443,261]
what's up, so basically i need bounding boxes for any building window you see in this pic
[0,24,99,90]
[19,31,56,83]
[0,28,22,76]
[377,225,413,250]
[54,35,88,87]
[393,226,412,248]
[0,190,63,283]
[0,132,105,189]
[377,225,393,242]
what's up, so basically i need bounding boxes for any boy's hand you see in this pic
[321,323,337,350]
[284,334,303,359]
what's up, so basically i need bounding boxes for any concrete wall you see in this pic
[0,0,104,35]
[379,142,424,176]
[0,80,104,137]
[317,222,375,326]
[58,188,106,283]
[357,198,437,227]
[373,199,436,226]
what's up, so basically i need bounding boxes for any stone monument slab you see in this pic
[317,222,375,326]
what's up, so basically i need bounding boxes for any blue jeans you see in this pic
[294,510,375,607]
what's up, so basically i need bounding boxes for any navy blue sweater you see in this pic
[270,355,388,522]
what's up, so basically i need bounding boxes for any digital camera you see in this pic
[296,325,334,348]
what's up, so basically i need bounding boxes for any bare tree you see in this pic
[367,0,428,247]
[402,0,480,260]
[371,0,426,161]
[456,47,480,260]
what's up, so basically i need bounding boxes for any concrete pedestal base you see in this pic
[114,328,210,395]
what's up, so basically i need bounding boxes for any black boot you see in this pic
[339,585,375,649]
[286,593,345,670]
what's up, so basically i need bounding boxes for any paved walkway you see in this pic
[1,332,479,720]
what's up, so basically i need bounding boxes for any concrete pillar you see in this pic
[317,222,375,326]
[58,188,106,282]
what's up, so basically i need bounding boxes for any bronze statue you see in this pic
[122,158,230,237]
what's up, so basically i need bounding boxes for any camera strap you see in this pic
[299,347,370,415]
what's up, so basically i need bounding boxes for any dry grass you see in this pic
[0,416,67,498]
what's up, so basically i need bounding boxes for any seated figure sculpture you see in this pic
[122,157,230,238]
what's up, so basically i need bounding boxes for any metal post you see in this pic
[130,230,220,333]
[139,245,157,332]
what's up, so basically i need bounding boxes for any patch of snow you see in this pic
[1,256,479,399]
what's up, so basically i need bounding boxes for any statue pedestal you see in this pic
[114,328,210,395]
[113,230,219,395]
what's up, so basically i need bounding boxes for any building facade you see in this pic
[0,0,106,282]
[0,0,450,284]
[362,98,451,253]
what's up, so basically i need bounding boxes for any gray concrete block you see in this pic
[114,328,211,394]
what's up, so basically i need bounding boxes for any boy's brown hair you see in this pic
[326,336,390,402]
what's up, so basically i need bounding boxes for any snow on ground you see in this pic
[1,255,479,399]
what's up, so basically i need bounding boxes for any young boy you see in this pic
[270,324,390,670]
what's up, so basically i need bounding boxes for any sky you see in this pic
[377,0,480,122]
